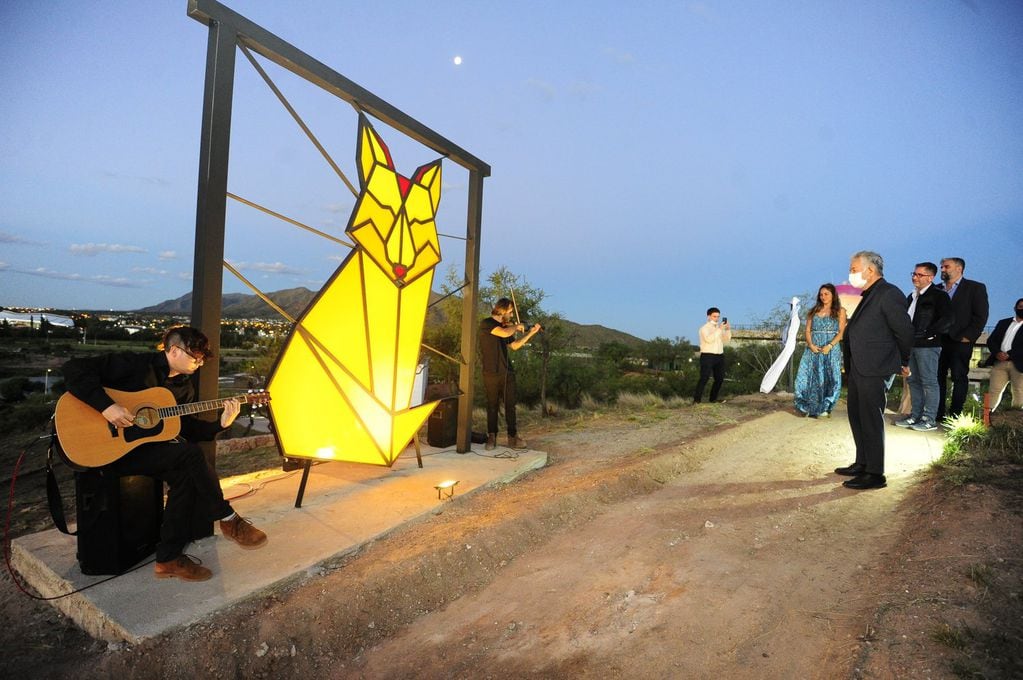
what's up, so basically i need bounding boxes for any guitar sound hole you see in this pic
[133,407,160,429]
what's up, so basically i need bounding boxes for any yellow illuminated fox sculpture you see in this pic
[266,114,442,466]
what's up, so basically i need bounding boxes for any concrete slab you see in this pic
[11,444,547,643]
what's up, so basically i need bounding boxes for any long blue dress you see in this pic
[794,315,842,416]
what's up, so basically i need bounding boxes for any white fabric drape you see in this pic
[760,297,801,393]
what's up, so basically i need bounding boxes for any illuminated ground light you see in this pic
[434,479,459,500]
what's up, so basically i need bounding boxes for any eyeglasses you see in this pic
[172,344,206,364]
[910,272,932,278]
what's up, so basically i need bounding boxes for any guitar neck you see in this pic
[157,397,240,420]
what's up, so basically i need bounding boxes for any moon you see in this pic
[453,55,462,66]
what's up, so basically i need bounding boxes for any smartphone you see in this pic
[721,317,728,324]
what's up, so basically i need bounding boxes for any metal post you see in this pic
[456,170,485,453]
[191,17,237,469]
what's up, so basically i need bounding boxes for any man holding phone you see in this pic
[694,307,731,403]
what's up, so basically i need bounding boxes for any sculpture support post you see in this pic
[457,170,485,453]
[191,17,237,468]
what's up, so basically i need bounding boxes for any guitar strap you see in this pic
[45,425,75,536]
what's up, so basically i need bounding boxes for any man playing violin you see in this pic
[478,299,542,451]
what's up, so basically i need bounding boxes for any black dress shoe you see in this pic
[843,473,887,490]
[834,463,866,476]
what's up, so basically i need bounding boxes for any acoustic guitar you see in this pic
[54,387,271,469]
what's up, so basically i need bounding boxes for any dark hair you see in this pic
[160,326,213,359]
[914,262,938,276]
[706,307,720,316]
[492,298,514,315]
[941,257,966,271]
[809,283,841,318]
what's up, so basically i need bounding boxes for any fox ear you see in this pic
[413,161,442,212]
[356,114,394,186]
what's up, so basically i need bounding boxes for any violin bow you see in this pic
[510,287,522,326]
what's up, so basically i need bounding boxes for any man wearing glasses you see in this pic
[895,262,952,432]
[62,326,267,581]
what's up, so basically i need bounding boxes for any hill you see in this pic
[138,289,646,349]
[137,288,316,320]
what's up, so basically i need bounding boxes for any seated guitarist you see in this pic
[62,326,267,581]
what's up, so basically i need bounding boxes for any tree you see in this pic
[479,267,574,416]
[421,266,470,386]
[532,311,573,415]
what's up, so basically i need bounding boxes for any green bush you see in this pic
[0,376,31,402]
[0,394,55,434]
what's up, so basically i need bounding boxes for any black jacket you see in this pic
[907,285,952,348]
[983,317,1023,373]
[942,278,989,343]
[62,351,224,443]
[844,279,915,377]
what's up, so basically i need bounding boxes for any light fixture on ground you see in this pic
[434,479,459,500]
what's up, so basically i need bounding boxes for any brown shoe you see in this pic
[220,515,267,550]
[485,434,496,451]
[154,555,212,581]
[507,435,527,450]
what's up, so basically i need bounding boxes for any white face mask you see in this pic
[848,271,867,289]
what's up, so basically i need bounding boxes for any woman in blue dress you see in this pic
[795,283,847,417]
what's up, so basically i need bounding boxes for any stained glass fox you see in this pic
[267,114,442,465]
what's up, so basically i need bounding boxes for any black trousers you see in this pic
[483,371,517,437]
[846,367,888,476]
[937,340,972,420]
[108,441,232,562]
[694,353,725,402]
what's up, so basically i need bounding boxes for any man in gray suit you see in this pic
[835,251,915,490]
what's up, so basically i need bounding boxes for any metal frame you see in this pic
[186,0,489,457]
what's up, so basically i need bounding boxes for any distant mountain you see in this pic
[137,289,646,348]
[560,321,645,350]
[137,287,316,319]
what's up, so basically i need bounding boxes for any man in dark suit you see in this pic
[895,262,952,432]
[835,251,915,490]
[936,257,989,420]
[982,298,1023,411]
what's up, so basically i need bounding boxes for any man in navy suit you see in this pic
[936,257,989,421]
[982,298,1023,411]
[835,251,915,490]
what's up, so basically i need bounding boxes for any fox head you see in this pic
[346,114,442,287]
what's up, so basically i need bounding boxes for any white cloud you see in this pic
[4,265,145,288]
[234,261,305,276]
[602,47,635,65]
[70,243,147,256]
[158,250,178,260]
[131,266,170,276]
[100,170,171,186]
[1,231,43,246]
[524,78,557,101]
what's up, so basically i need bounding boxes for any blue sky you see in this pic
[1,1,1020,340]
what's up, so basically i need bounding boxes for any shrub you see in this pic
[0,376,31,402]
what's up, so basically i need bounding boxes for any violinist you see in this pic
[479,298,542,450]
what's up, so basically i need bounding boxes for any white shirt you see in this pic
[908,284,931,321]
[1000,318,1023,354]
[698,321,731,354]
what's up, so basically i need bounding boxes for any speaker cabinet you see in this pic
[427,398,458,448]
[74,470,163,575]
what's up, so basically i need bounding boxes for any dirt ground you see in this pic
[2,393,1020,679]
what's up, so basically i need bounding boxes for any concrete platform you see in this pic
[11,443,547,643]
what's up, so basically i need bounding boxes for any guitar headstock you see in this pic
[244,389,272,406]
